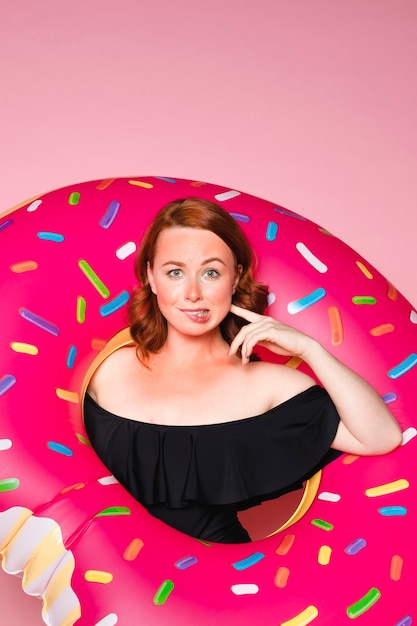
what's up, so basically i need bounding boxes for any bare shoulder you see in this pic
[88,345,138,400]
[245,360,317,407]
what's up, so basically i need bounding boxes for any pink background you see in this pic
[1,1,416,623]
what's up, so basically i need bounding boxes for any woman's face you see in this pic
[147,227,242,338]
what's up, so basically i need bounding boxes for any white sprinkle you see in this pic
[296,242,328,273]
[214,190,241,202]
[116,241,136,260]
[318,491,341,503]
[98,475,119,485]
[94,614,118,626]
[267,292,276,306]
[27,199,42,212]
[410,310,417,324]
[402,427,417,446]
[0,439,12,451]
[231,584,259,596]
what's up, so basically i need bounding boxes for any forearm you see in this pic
[302,339,402,455]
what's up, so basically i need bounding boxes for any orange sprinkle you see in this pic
[356,261,373,279]
[91,337,107,351]
[128,180,153,189]
[95,178,116,190]
[328,306,344,346]
[9,260,38,273]
[61,483,85,494]
[390,555,403,581]
[274,566,290,588]
[56,388,79,403]
[123,538,144,561]
[342,454,360,465]
[276,534,295,555]
[190,181,207,187]
[387,282,398,301]
[370,324,395,337]
[285,357,302,369]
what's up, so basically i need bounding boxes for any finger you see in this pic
[230,304,261,323]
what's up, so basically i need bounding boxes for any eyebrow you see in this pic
[161,257,227,267]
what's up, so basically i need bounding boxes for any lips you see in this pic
[181,309,209,321]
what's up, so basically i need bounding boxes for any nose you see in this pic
[185,275,202,302]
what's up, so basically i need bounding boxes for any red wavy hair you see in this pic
[128,198,269,360]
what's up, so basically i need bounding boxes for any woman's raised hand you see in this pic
[228,304,315,364]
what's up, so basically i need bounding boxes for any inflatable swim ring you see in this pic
[0,176,416,626]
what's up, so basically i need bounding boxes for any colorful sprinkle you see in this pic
[356,261,373,279]
[68,191,81,205]
[0,374,17,396]
[266,221,278,241]
[99,291,130,317]
[47,441,74,456]
[0,219,13,232]
[296,243,327,273]
[274,566,290,587]
[94,614,118,626]
[285,356,303,368]
[0,478,20,492]
[382,392,397,404]
[10,342,38,355]
[410,310,417,324]
[77,296,86,323]
[19,308,60,336]
[76,433,91,446]
[232,552,265,570]
[345,538,367,555]
[342,454,360,464]
[394,617,412,626]
[98,475,119,485]
[128,180,153,189]
[365,479,409,497]
[84,570,113,584]
[287,288,326,314]
[229,212,251,223]
[328,306,343,346]
[56,388,79,403]
[78,260,110,298]
[66,345,77,369]
[387,281,398,300]
[27,199,42,212]
[370,323,395,336]
[116,241,136,260]
[281,605,319,625]
[214,190,241,202]
[123,538,144,561]
[276,534,295,555]
[61,483,85,494]
[378,506,407,517]
[0,439,12,451]
[318,545,332,565]
[153,580,174,605]
[95,178,116,190]
[95,507,131,517]
[273,206,306,221]
[231,584,259,596]
[267,292,276,306]
[9,260,38,273]
[311,519,333,531]
[37,231,65,242]
[346,588,380,619]
[388,353,417,379]
[175,555,198,570]
[100,200,121,229]
[352,296,376,305]
[318,491,341,503]
[390,555,403,581]
[154,176,177,184]
[402,427,417,445]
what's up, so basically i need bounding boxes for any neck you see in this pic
[158,328,229,366]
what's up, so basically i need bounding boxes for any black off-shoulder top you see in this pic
[84,385,342,543]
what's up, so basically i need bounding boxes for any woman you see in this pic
[84,197,402,543]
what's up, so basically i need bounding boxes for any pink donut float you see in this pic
[0,176,416,626]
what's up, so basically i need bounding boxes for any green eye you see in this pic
[204,269,219,278]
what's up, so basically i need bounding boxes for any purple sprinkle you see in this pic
[394,616,412,626]
[273,206,306,220]
[19,308,60,336]
[154,176,177,183]
[345,538,367,555]
[229,212,251,223]
[175,556,198,570]
[100,200,121,229]
[0,219,14,232]
[382,392,397,404]
[0,374,16,396]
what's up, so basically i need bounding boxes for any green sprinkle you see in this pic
[77,296,86,323]
[68,191,81,205]
[78,260,110,298]
[352,296,377,305]
[76,433,91,446]
[95,506,131,517]
[311,518,334,531]
[0,478,20,492]
[153,580,174,605]
[347,587,381,619]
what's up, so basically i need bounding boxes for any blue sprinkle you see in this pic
[175,556,198,570]
[66,345,77,369]
[344,538,367,555]
[394,615,413,626]
[47,441,74,456]
[273,206,306,221]
[232,552,265,571]
[287,288,326,314]
[154,176,177,183]
[0,219,13,232]
[382,392,397,404]
[266,221,278,241]
[379,506,407,517]
[229,212,251,223]
[388,353,417,379]
[100,291,130,317]
[100,200,121,229]
[0,374,16,396]
[37,232,65,243]
[19,308,60,336]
